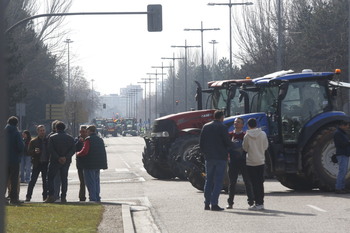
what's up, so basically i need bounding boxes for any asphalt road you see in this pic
[22,136,350,233]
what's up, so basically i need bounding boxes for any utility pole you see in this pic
[148,69,166,117]
[64,38,73,100]
[171,40,200,111]
[208,1,253,77]
[161,53,185,113]
[141,76,156,123]
[276,0,283,71]
[184,21,220,87]
[209,40,219,72]
[138,80,152,130]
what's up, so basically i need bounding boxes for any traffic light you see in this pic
[147,4,162,32]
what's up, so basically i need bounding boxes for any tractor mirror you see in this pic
[278,81,289,100]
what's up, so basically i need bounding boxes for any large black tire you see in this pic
[142,144,175,179]
[185,145,205,190]
[275,174,314,191]
[303,126,350,191]
[169,134,200,180]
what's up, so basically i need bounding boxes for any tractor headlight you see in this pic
[151,131,170,137]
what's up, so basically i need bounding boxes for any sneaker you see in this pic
[44,196,56,203]
[226,204,233,209]
[25,198,30,202]
[204,204,210,210]
[248,205,256,210]
[255,204,264,210]
[61,198,67,203]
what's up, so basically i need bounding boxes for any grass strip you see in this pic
[6,203,104,233]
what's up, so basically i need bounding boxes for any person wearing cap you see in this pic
[333,120,350,194]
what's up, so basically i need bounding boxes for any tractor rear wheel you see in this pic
[142,144,175,179]
[303,126,349,191]
[185,145,205,190]
[275,174,314,191]
[169,134,200,180]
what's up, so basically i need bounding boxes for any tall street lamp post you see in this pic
[161,53,185,113]
[184,21,220,87]
[137,80,151,128]
[64,38,73,99]
[152,63,173,116]
[141,76,156,122]
[171,40,200,111]
[209,39,219,71]
[208,1,253,77]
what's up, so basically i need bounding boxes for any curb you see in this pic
[122,204,135,233]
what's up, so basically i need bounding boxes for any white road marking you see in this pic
[119,155,131,168]
[307,204,327,212]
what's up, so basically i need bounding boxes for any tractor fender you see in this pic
[299,111,350,149]
[180,128,202,136]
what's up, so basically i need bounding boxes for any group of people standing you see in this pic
[4,116,108,205]
[199,110,268,211]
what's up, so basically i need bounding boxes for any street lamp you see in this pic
[209,40,219,71]
[171,40,200,111]
[208,1,253,77]
[184,21,220,87]
[161,53,185,113]
[64,38,73,99]
[150,66,169,116]
[137,80,152,128]
[141,76,156,122]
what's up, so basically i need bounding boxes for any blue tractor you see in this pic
[186,69,350,191]
[228,69,350,191]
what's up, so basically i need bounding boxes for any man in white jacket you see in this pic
[242,118,268,210]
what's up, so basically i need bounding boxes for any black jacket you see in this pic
[5,124,24,165]
[29,136,49,166]
[199,120,232,161]
[334,127,350,156]
[80,133,108,169]
[48,130,75,163]
[75,136,84,169]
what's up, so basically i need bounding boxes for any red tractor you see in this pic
[142,79,252,179]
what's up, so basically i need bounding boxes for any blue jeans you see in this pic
[84,169,101,202]
[204,160,226,206]
[336,155,349,190]
[20,155,32,183]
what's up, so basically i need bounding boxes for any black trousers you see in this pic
[247,164,265,206]
[6,164,20,201]
[47,161,70,199]
[227,159,254,206]
[26,162,48,200]
[78,167,86,201]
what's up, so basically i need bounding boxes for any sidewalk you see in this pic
[98,203,135,233]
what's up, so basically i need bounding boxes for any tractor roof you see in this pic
[208,78,252,88]
[253,69,336,85]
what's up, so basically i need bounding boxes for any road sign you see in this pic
[46,104,65,120]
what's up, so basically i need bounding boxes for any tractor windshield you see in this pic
[280,81,329,143]
[208,87,246,115]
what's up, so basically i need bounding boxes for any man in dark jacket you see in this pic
[77,125,108,202]
[5,116,25,205]
[333,120,350,194]
[75,125,88,202]
[200,110,231,211]
[25,125,49,202]
[227,117,254,209]
[45,121,75,203]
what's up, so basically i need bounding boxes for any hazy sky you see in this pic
[52,0,255,95]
